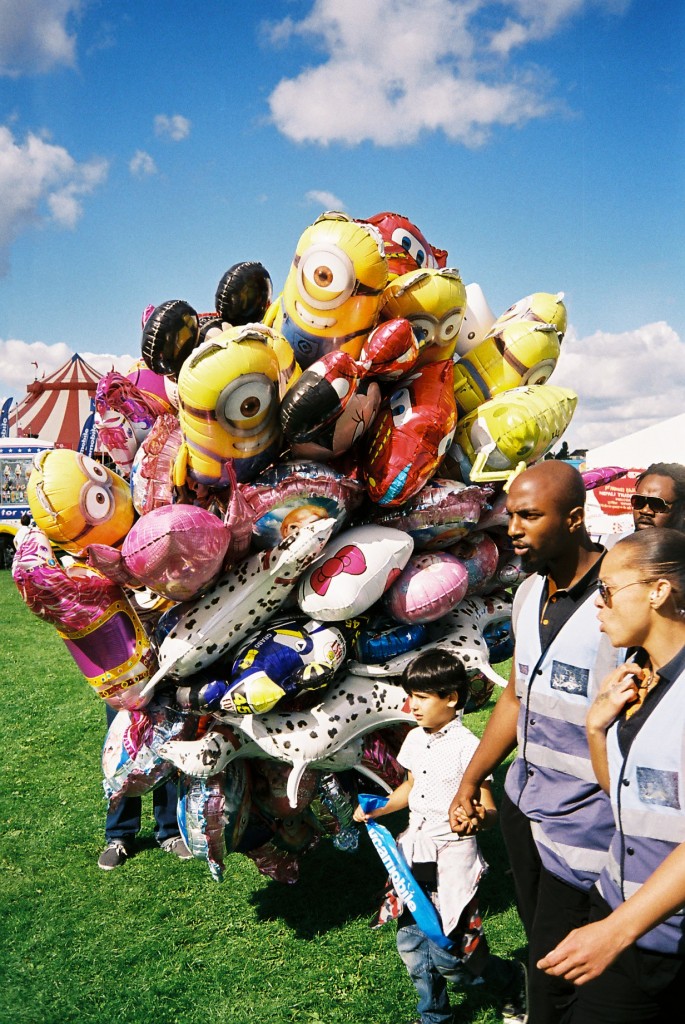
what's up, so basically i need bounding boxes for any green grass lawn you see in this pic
[1,571,524,1024]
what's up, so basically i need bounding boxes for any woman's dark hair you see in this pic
[613,528,685,615]
[401,648,470,709]
[636,463,685,532]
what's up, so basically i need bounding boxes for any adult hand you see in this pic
[537,917,630,985]
[448,780,481,833]
[587,662,645,733]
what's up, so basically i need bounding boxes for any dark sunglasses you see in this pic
[597,578,653,605]
[630,494,675,514]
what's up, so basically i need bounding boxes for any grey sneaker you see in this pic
[98,840,130,870]
[160,835,193,860]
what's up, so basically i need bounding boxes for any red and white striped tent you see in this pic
[8,354,102,450]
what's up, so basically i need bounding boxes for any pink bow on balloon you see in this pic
[310,544,367,596]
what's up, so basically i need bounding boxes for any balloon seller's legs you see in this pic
[104,704,141,843]
[501,793,590,1024]
[152,775,180,843]
[396,923,454,1024]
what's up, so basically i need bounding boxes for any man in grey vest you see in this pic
[449,461,622,1024]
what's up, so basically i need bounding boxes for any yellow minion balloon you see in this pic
[27,450,134,555]
[450,384,578,483]
[379,268,467,367]
[175,323,294,488]
[266,211,388,368]
[453,319,561,417]
[495,291,567,342]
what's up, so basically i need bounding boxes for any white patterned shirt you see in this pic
[398,715,482,830]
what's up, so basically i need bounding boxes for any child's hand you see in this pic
[353,805,373,823]
[451,800,487,835]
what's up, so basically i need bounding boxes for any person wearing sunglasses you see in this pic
[538,527,685,1022]
[631,462,685,533]
[449,460,623,1024]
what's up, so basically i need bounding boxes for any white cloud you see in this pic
[489,1,629,55]
[0,124,108,271]
[265,0,625,146]
[551,321,685,450]
[129,150,157,177]
[305,189,345,210]
[154,114,191,142]
[0,0,81,76]
[0,338,135,402]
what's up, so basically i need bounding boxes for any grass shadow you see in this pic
[249,810,408,938]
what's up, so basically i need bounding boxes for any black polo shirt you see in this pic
[536,548,605,650]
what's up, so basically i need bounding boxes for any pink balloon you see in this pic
[121,504,231,601]
[385,551,469,624]
[449,531,500,594]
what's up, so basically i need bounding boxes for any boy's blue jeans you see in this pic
[397,922,465,1024]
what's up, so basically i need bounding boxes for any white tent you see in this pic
[582,414,685,540]
[584,414,685,469]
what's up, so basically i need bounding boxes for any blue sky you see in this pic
[0,0,683,449]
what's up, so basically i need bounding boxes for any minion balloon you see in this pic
[265,212,388,368]
[450,384,578,483]
[27,449,134,556]
[495,291,567,342]
[379,268,467,367]
[175,323,293,488]
[453,319,561,417]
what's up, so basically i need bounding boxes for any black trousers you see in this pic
[500,792,593,1024]
[564,889,685,1023]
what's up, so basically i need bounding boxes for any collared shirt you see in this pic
[537,549,605,648]
[398,716,481,829]
[617,643,685,757]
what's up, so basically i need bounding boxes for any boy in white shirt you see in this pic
[354,649,526,1024]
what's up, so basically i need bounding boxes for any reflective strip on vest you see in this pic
[599,669,685,953]
[505,573,619,889]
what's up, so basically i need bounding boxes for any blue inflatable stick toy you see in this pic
[357,793,452,949]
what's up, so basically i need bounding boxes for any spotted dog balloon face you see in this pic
[349,593,513,691]
[157,674,415,808]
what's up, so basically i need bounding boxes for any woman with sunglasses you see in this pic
[631,462,685,533]
[538,527,685,1022]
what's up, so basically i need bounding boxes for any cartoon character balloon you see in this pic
[94,371,171,477]
[264,211,388,368]
[242,460,365,549]
[174,324,291,488]
[363,360,457,505]
[379,268,466,366]
[12,528,156,709]
[298,524,414,620]
[27,449,134,556]
[362,212,447,277]
[453,319,562,417]
[449,384,578,483]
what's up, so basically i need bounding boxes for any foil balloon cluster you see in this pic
[12,211,584,885]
